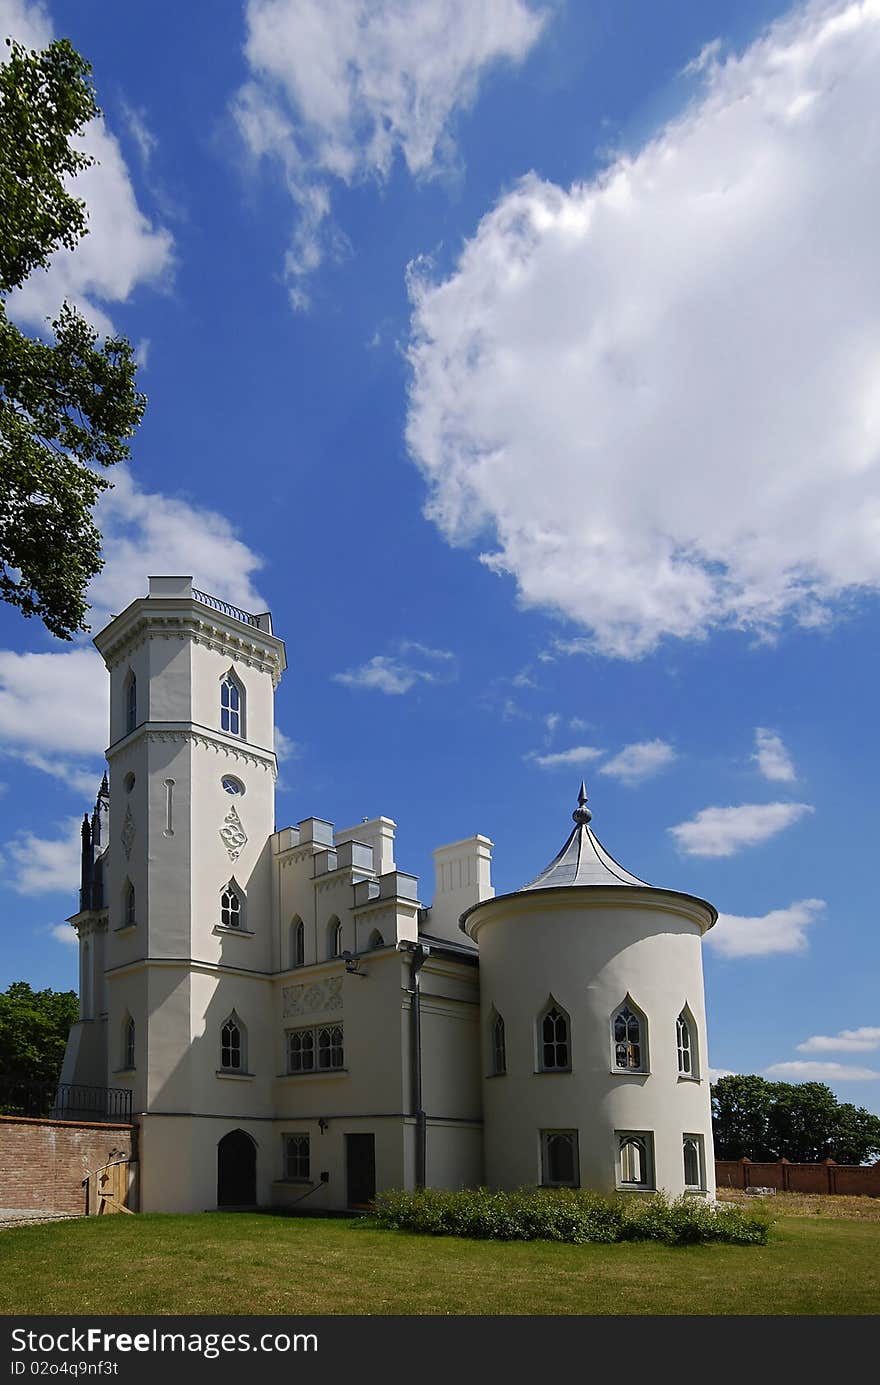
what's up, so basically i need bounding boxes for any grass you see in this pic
[0,1211,877,1315]
[717,1189,880,1221]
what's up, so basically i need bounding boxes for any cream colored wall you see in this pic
[472,891,716,1198]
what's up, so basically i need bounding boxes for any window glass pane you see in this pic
[684,1138,701,1187]
[620,1138,644,1183]
[548,1134,575,1184]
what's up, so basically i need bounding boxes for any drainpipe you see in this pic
[401,941,430,1188]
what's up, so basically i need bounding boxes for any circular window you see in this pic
[221,775,245,796]
[124,772,135,793]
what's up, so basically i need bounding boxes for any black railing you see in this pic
[0,1079,132,1123]
[192,588,261,628]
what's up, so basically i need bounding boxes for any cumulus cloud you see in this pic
[669,802,813,858]
[764,1060,880,1081]
[0,474,266,783]
[797,1027,880,1053]
[753,728,796,783]
[600,739,676,785]
[49,923,78,947]
[707,1066,737,1082]
[527,745,604,769]
[7,817,83,895]
[406,0,880,657]
[334,641,456,694]
[234,0,546,306]
[3,1,173,336]
[706,898,825,958]
[274,727,298,762]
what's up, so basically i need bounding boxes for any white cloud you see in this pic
[3,1,173,335]
[334,641,457,695]
[669,802,813,858]
[527,744,604,769]
[49,923,78,947]
[7,818,82,896]
[753,728,796,783]
[406,1,880,657]
[764,1060,880,1082]
[0,473,267,783]
[234,0,546,306]
[707,1067,737,1082]
[706,898,825,958]
[274,726,298,761]
[600,739,676,785]
[797,1027,880,1054]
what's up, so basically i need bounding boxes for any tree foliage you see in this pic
[0,37,145,639]
[712,1073,880,1165]
[0,979,78,1085]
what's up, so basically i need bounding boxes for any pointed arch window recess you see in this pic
[491,1012,506,1076]
[123,1016,135,1071]
[291,918,305,968]
[683,1134,704,1190]
[368,929,384,950]
[220,672,245,738]
[220,1016,244,1071]
[538,1002,570,1072]
[617,1132,654,1188]
[541,1130,579,1187]
[287,1024,344,1073]
[221,884,242,930]
[125,671,137,735]
[123,879,136,930]
[327,918,343,960]
[613,1002,647,1072]
[677,1011,697,1078]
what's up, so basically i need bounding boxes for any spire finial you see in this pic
[572,780,592,825]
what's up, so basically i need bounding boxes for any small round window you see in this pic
[221,775,245,796]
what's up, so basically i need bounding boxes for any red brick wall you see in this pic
[716,1157,880,1197]
[0,1116,135,1214]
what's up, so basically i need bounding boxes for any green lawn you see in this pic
[0,1213,877,1315]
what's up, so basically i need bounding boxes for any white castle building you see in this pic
[61,576,718,1213]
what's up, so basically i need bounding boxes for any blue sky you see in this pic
[2,0,879,1116]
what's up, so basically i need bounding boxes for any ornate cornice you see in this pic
[95,606,286,687]
[108,724,277,774]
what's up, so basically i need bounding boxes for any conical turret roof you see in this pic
[519,782,651,891]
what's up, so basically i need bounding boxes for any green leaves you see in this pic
[0,38,145,639]
[0,980,78,1086]
[711,1073,880,1164]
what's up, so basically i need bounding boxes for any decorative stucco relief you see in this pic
[282,976,343,1018]
[121,806,136,860]
[220,804,248,861]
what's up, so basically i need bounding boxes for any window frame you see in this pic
[490,1010,506,1076]
[220,1014,246,1073]
[676,1008,699,1080]
[616,1131,655,1190]
[611,998,649,1074]
[286,1024,345,1074]
[122,879,136,931]
[283,1133,311,1182]
[220,670,245,739]
[122,1016,135,1071]
[291,917,305,968]
[124,670,137,736]
[683,1133,705,1191]
[327,916,343,960]
[219,880,247,933]
[540,1129,580,1188]
[537,999,571,1073]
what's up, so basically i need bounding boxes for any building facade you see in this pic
[61,576,718,1213]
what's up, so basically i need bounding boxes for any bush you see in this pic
[370,1187,770,1246]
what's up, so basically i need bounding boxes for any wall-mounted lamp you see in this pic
[342,950,367,977]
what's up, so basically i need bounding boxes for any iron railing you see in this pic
[192,588,261,628]
[0,1079,132,1123]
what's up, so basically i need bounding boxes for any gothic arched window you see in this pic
[327,917,342,960]
[220,671,245,738]
[538,1000,571,1072]
[677,1009,698,1078]
[683,1134,704,1189]
[221,884,242,930]
[291,917,305,968]
[123,879,136,930]
[618,1132,653,1187]
[125,671,137,735]
[612,999,647,1073]
[220,1015,245,1071]
[368,929,384,950]
[491,1011,506,1076]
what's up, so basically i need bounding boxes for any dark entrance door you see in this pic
[217,1129,256,1206]
[346,1133,376,1208]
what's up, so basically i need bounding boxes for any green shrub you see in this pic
[370,1187,770,1246]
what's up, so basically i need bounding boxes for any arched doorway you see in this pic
[217,1129,256,1206]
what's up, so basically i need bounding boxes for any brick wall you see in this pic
[0,1115,135,1214]
[716,1157,880,1197]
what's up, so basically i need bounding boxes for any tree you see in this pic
[712,1073,880,1165]
[0,37,145,639]
[0,979,78,1086]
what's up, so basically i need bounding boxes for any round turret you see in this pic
[462,785,717,1198]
